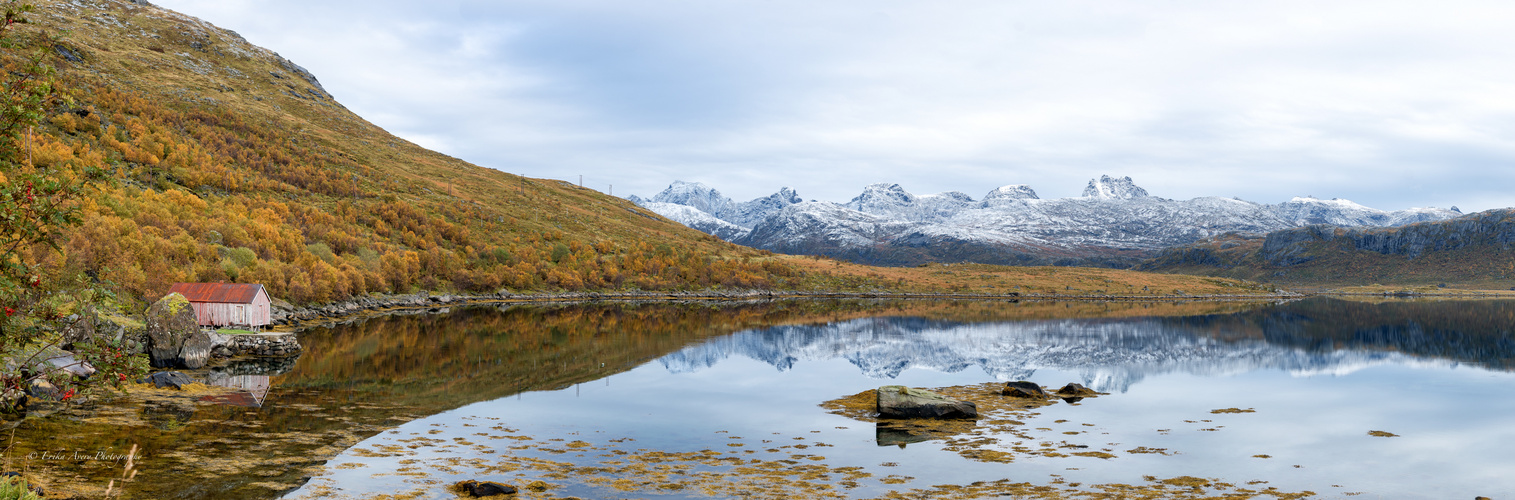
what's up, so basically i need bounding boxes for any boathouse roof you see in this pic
[168,283,268,304]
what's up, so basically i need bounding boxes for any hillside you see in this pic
[15,0,812,307]
[1137,209,1515,288]
[7,0,1276,308]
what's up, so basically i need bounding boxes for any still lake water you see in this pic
[269,298,1515,500]
[15,298,1515,499]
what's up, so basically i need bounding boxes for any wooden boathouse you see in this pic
[167,282,273,329]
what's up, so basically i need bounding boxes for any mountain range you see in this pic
[631,176,1463,267]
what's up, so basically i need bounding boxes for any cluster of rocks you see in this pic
[6,292,304,412]
[876,381,1104,420]
[271,291,471,325]
[1002,381,1100,402]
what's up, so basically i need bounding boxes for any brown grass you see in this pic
[780,257,1275,296]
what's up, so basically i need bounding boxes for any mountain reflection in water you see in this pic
[295,297,1515,500]
[660,298,1515,392]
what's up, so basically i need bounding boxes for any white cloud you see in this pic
[151,0,1515,211]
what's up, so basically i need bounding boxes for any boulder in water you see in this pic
[1002,381,1048,398]
[876,385,978,419]
[455,480,516,497]
[1055,383,1099,397]
[141,371,195,390]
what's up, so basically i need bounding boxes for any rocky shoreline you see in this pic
[269,289,1307,331]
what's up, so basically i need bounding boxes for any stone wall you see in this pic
[207,332,302,357]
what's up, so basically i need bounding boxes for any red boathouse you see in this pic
[167,283,272,328]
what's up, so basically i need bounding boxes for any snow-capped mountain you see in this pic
[630,175,1463,266]
[636,202,752,240]
[1081,175,1149,199]
[844,184,978,223]
[630,180,803,229]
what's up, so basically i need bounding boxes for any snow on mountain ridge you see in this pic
[1082,175,1150,199]
[632,176,1465,265]
[639,202,751,240]
[844,184,977,222]
[637,181,806,233]
[650,181,735,220]
[982,185,1040,208]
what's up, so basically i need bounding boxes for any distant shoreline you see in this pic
[271,289,1302,332]
[270,287,1515,332]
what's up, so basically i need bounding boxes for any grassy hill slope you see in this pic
[22,0,809,306]
[1137,209,1515,289]
[15,0,1271,307]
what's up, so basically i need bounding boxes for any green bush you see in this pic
[0,476,43,500]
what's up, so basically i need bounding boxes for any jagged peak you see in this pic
[860,182,910,194]
[1082,175,1149,199]
[984,184,1039,201]
[849,183,917,206]
[922,191,975,202]
[652,180,721,200]
[650,180,733,216]
[660,180,714,193]
[767,186,803,204]
[1286,196,1373,210]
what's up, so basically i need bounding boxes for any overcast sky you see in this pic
[150,0,1515,212]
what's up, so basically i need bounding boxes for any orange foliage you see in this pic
[32,81,794,305]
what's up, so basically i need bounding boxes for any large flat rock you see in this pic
[876,385,978,419]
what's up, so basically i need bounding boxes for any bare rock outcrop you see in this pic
[876,385,978,419]
[145,293,211,369]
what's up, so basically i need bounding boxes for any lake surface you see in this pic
[12,298,1515,499]
[282,298,1513,500]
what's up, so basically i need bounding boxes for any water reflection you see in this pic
[295,297,1515,500]
[201,374,271,407]
[19,297,1515,499]
[661,298,1515,392]
[199,358,294,407]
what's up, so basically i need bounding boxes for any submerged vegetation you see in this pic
[0,298,1307,498]
[15,296,1515,497]
[286,381,1317,500]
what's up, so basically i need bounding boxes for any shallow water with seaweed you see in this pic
[284,298,1515,499]
[10,298,1515,498]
